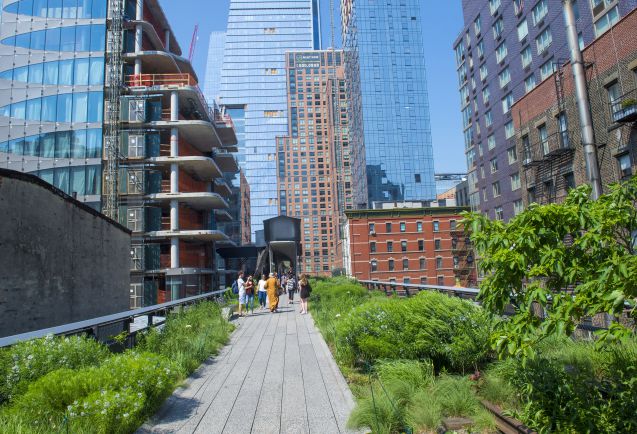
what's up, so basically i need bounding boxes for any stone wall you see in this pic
[0,169,131,337]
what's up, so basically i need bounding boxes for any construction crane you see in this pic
[189,24,199,62]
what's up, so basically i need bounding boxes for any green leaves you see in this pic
[465,177,637,359]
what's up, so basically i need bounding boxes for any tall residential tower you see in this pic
[341,0,437,208]
[219,0,321,241]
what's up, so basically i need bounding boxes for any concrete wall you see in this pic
[0,169,131,337]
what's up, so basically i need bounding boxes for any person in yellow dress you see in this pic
[266,272,280,313]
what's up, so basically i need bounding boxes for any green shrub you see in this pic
[335,291,494,372]
[0,335,109,404]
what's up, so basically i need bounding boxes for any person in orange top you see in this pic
[265,272,280,313]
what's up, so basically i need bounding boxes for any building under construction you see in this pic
[109,0,239,306]
[512,8,637,207]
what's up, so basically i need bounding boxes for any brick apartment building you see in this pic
[512,8,637,206]
[344,206,477,287]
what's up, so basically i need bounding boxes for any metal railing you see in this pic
[611,88,637,123]
[125,73,197,87]
[0,289,228,349]
[359,280,479,299]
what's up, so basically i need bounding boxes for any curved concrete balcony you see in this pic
[147,120,222,152]
[123,51,196,78]
[146,229,230,243]
[148,156,222,180]
[146,192,229,210]
[124,20,181,57]
[214,209,233,222]
[213,152,239,174]
[214,179,232,198]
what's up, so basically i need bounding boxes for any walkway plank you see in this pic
[139,295,357,434]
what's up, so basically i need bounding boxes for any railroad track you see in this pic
[481,400,536,434]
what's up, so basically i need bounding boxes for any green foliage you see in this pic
[0,335,109,404]
[486,337,637,433]
[464,178,637,358]
[335,291,494,372]
[138,301,233,375]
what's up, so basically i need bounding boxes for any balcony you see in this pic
[524,132,573,166]
[148,156,222,180]
[146,192,229,211]
[611,89,637,123]
[214,151,240,174]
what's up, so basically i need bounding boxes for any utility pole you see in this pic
[562,0,603,199]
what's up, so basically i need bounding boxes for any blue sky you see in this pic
[161,0,465,174]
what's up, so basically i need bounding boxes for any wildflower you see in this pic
[123,413,129,418]
[185,325,192,328]
[335,314,341,318]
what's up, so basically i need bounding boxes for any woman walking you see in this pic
[245,275,255,314]
[298,274,312,315]
[237,272,246,317]
[286,273,297,305]
[266,272,280,313]
[257,274,268,309]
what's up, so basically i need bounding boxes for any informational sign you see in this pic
[295,53,321,68]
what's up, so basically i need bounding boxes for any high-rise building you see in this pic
[341,0,437,208]
[219,0,321,240]
[203,31,226,105]
[0,0,108,209]
[454,0,637,221]
[277,50,352,276]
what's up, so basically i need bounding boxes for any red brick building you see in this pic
[344,206,477,287]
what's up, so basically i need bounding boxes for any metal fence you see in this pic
[0,289,228,349]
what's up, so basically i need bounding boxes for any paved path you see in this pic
[139,295,358,434]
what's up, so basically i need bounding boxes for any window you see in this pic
[479,64,488,81]
[513,199,524,215]
[489,0,501,15]
[557,112,569,148]
[495,206,504,220]
[388,259,395,271]
[401,241,408,252]
[492,181,501,197]
[400,222,406,232]
[482,187,488,202]
[492,18,504,40]
[524,74,537,93]
[386,222,392,233]
[606,81,620,104]
[487,134,496,150]
[369,223,375,233]
[490,157,499,173]
[435,239,442,250]
[496,42,508,63]
[485,110,493,127]
[480,164,486,179]
[417,222,423,232]
[505,121,515,139]
[618,154,632,179]
[482,87,490,105]
[522,134,532,162]
[564,172,576,190]
[536,28,552,54]
[433,221,440,232]
[594,6,619,36]
[403,259,409,271]
[127,208,143,232]
[499,67,511,88]
[387,241,393,252]
[507,146,518,164]
[477,40,485,59]
[517,19,529,42]
[521,46,533,68]
[403,277,411,285]
[502,93,514,114]
[450,220,457,231]
[540,59,555,81]
[437,276,445,286]
[420,277,427,285]
[418,240,424,251]
[511,172,521,191]
[532,0,548,26]
[538,123,549,155]
[371,260,378,273]
[436,257,443,270]
[419,258,426,270]
[370,242,376,253]
[474,16,481,35]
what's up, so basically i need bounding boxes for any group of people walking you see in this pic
[235,271,311,316]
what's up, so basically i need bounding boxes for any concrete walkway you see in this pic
[139,295,358,434]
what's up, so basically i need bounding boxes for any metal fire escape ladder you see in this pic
[104,0,124,221]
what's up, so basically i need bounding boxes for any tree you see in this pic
[464,179,637,358]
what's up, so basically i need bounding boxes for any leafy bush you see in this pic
[0,335,109,404]
[335,291,494,372]
[487,337,637,433]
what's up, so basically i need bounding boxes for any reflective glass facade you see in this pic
[341,0,436,207]
[219,0,319,240]
[0,0,106,208]
[203,31,226,105]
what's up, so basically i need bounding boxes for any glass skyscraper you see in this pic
[0,0,106,209]
[219,0,320,240]
[203,31,226,105]
[341,0,436,207]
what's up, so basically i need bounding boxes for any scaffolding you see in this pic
[104,0,124,220]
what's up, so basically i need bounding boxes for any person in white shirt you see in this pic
[237,272,246,317]
[257,274,268,309]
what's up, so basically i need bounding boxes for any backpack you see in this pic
[231,280,238,294]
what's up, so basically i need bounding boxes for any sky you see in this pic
[161,0,465,174]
